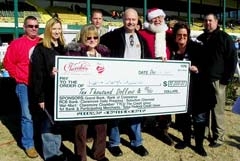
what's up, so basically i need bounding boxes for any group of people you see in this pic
[3,6,237,161]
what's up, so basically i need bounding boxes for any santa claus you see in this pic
[139,8,174,146]
[139,8,171,60]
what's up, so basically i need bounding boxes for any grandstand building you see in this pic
[0,0,240,44]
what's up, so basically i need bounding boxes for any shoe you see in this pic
[209,142,221,147]
[45,154,68,161]
[97,157,109,161]
[108,146,123,157]
[161,130,174,146]
[195,146,207,156]
[59,154,68,161]
[25,147,38,158]
[132,145,149,156]
[209,141,222,148]
[175,141,190,149]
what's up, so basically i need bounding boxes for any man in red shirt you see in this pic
[3,16,41,158]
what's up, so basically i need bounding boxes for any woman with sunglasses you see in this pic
[170,22,216,157]
[30,18,69,161]
[67,24,110,161]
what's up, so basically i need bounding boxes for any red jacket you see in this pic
[139,29,171,60]
[3,35,40,85]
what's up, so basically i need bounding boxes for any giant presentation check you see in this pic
[54,56,191,121]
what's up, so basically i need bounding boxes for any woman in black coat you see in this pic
[170,22,216,157]
[30,18,67,161]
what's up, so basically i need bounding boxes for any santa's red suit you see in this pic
[139,26,172,60]
[139,8,174,145]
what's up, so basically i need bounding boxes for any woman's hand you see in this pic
[39,102,45,110]
[190,65,199,73]
[50,67,58,77]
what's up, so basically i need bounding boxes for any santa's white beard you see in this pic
[155,32,166,58]
[149,23,167,58]
[148,23,168,33]
[143,21,168,58]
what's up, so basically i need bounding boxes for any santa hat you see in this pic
[147,8,166,21]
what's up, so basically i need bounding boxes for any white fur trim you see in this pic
[155,32,166,58]
[143,22,150,29]
[148,9,166,21]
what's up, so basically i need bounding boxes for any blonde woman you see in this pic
[30,18,68,161]
[67,24,110,161]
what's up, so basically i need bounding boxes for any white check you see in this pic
[54,56,191,121]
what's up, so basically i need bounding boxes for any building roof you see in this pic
[52,0,239,15]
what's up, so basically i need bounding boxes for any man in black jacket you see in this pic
[197,13,237,147]
[100,8,150,157]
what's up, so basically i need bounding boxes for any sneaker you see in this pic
[25,147,38,158]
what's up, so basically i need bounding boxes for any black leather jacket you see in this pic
[100,27,151,59]
[197,27,237,85]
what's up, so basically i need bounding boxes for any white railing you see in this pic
[0,43,8,63]
[236,49,240,82]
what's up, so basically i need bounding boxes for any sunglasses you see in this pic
[86,36,98,40]
[26,25,39,28]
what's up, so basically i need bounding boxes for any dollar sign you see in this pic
[163,81,167,87]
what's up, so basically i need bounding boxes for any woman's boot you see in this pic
[175,126,191,149]
[158,115,174,146]
[175,113,192,149]
[194,123,207,156]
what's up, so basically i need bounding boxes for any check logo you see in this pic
[96,65,104,74]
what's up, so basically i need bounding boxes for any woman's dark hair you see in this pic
[169,22,191,51]
[172,22,191,41]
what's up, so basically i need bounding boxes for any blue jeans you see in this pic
[108,118,143,147]
[41,116,63,160]
[15,84,34,150]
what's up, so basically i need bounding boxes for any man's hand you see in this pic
[38,102,45,110]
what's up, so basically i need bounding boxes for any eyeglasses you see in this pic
[86,36,98,40]
[129,35,134,47]
[176,34,188,38]
[26,25,39,28]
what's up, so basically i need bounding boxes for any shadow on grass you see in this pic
[0,78,22,149]
[0,114,21,146]
[0,78,76,160]
[226,135,240,149]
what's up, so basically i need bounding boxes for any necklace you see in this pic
[87,51,96,57]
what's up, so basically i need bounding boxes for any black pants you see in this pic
[175,112,208,145]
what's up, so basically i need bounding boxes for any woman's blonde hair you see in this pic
[80,24,99,45]
[42,18,65,48]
